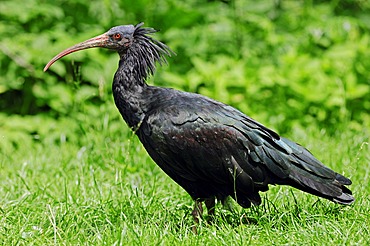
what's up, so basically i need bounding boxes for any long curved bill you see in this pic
[43,33,109,72]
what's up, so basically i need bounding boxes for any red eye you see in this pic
[113,33,121,40]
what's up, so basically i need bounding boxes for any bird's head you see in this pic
[44,22,171,72]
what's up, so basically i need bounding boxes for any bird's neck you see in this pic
[111,38,171,130]
[112,54,151,130]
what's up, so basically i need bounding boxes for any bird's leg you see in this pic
[191,200,203,223]
[222,196,235,213]
[204,197,216,223]
[191,200,203,234]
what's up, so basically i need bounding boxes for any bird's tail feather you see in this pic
[274,137,355,205]
[287,168,354,205]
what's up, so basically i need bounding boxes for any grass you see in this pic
[0,104,369,245]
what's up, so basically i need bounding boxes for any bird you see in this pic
[44,23,354,227]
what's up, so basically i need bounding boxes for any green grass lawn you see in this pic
[0,104,369,245]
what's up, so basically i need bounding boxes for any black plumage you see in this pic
[44,23,354,225]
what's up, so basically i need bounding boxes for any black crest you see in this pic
[126,22,174,81]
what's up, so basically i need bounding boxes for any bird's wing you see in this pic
[138,92,352,205]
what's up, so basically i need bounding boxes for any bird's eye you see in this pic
[113,33,121,40]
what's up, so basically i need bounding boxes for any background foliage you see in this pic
[1,0,369,141]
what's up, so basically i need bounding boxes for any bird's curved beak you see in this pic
[43,32,110,72]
